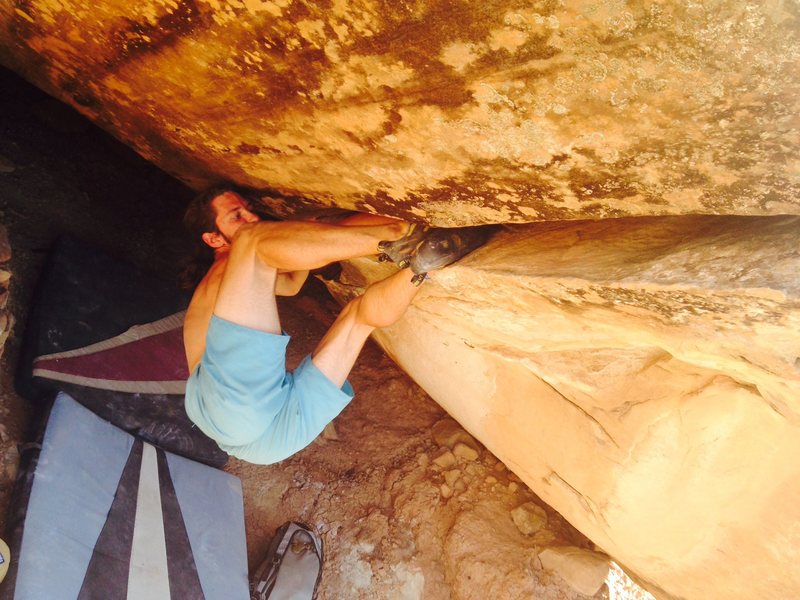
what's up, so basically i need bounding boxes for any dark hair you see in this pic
[179,183,241,289]
[184,184,232,239]
[179,183,279,289]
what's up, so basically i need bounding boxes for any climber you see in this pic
[181,185,491,465]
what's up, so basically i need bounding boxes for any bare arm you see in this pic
[275,270,309,296]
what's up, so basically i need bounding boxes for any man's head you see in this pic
[184,185,260,250]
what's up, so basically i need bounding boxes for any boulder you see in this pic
[325,214,800,600]
[1,1,798,224]
[538,546,610,596]
[511,502,548,536]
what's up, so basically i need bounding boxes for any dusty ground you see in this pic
[0,67,651,599]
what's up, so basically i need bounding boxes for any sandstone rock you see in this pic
[511,502,548,536]
[463,466,481,482]
[0,226,9,263]
[452,443,479,462]
[538,546,610,596]
[431,448,456,469]
[1,3,796,224]
[321,421,339,441]
[532,530,556,546]
[328,214,800,600]
[431,418,478,451]
[0,312,11,359]
[443,470,461,488]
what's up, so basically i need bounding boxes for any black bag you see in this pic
[251,522,324,600]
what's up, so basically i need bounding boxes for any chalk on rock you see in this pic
[538,546,611,596]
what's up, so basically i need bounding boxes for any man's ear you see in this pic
[202,231,226,249]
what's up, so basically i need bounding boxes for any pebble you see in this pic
[511,501,548,535]
[321,421,339,440]
[432,418,478,450]
[440,483,453,498]
[432,448,456,468]
[508,482,519,493]
[465,463,481,476]
[453,442,479,461]
[443,469,461,488]
[538,546,611,596]
[485,476,497,484]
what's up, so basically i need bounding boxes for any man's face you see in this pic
[209,191,260,244]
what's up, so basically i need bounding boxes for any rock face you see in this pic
[0,1,798,224]
[1,2,798,599]
[325,214,800,600]
[0,225,12,361]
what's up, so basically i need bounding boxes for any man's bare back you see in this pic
[184,255,226,373]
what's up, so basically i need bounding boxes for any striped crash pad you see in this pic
[5,392,248,600]
[16,235,226,467]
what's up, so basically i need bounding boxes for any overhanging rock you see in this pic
[325,214,800,600]
[2,1,799,598]
[1,1,798,224]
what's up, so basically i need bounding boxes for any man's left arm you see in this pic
[275,270,310,296]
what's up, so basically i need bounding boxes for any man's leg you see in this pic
[311,268,420,388]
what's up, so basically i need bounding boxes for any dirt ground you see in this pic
[0,67,651,599]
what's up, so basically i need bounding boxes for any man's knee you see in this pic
[350,294,402,329]
[227,224,281,270]
[229,222,261,252]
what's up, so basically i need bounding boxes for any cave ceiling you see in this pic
[0,0,797,225]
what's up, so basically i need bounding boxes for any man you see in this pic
[183,186,489,464]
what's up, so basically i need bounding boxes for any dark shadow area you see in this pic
[0,65,194,532]
[0,67,194,312]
